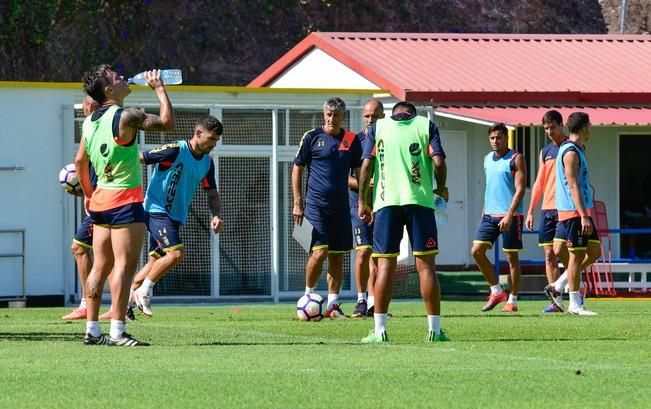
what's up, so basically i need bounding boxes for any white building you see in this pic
[249,32,651,276]
[0,82,377,305]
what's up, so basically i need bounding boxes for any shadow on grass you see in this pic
[195,341,360,346]
[0,332,79,342]
[464,336,629,342]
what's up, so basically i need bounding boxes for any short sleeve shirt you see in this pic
[294,127,362,208]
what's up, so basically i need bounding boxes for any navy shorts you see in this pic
[474,214,523,252]
[89,202,145,227]
[538,209,559,246]
[304,203,352,253]
[373,205,438,257]
[146,212,184,258]
[349,190,373,250]
[554,216,600,251]
[73,215,93,249]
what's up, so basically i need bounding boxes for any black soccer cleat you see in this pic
[84,333,109,346]
[108,332,149,347]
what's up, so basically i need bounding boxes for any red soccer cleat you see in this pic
[325,303,348,319]
[98,310,113,320]
[501,302,518,313]
[481,290,508,312]
[61,307,87,321]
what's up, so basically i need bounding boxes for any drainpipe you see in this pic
[620,0,628,34]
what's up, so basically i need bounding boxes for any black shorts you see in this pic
[373,205,438,257]
[72,215,93,249]
[145,212,183,258]
[538,209,559,246]
[473,214,523,252]
[89,202,145,227]
[554,216,600,251]
[304,203,352,253]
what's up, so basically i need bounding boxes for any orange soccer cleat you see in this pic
[481,291,508,312]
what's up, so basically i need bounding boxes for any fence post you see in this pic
[271,109,280,303]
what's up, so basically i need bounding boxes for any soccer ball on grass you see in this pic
[296,293,325,321]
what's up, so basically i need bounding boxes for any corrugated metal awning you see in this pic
[436,105,651,126]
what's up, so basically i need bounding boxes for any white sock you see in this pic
[368,296,375,309]
[554,272,568,293]
[141,278,155,293]
[357,292,367,302]
[374,313,388,335]
[508,294,518,305]
[86,320,101,337]
[305,286,315,294]
[427,315,441,335]
[327,294,339,309]
[569,291,582,310]
[109,319,126,339]
[490,284,502,294]
[79,297,87,309]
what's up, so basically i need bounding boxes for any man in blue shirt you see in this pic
[292,97,363,318]
[348,99,384,317]
[471,123,526,313]
[130,115,224,317]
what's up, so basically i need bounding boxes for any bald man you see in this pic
[349,99,384,317]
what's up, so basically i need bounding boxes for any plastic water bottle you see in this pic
[127,69,183,86]
[434,194,448,225]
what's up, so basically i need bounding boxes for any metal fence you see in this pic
[72,103,368,301]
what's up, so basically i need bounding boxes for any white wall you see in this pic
[0,83,375,300]
[270,49,382,90]
[0,87,79,297]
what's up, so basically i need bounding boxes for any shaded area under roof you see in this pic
[436,105,651,127]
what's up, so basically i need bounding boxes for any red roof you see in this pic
[249,33,651,104]
[436,105,651,126]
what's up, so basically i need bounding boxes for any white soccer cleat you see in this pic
[568,304,598,316]
[134,288,153,317]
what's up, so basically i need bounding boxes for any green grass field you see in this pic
[1,299,649,409]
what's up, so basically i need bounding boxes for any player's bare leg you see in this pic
[108,223,145,338]
[62,243,91,320]
[325,253,346,318]
[502,251,521,312]
[352,247,371,317]
[566,245,597,316]
[472,242,508,311]
[416,254,439,315]
[305,248,326,291]
[83,225,114,345]
[131,256,157,292]
[134,249,184,316]
[543,245,560,284]
[416,254,448,341]
[374,256,395,314]
[362,256,394,342]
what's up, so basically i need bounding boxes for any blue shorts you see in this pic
[72,215,93,249]
[349,190,373,250]
[538,209,559,246]
[89,202,145,227]
[146,212,184,258]
[304,203,352,253]
[554,216,600,251]
[372,205,438,257]
[474,214,523,252]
